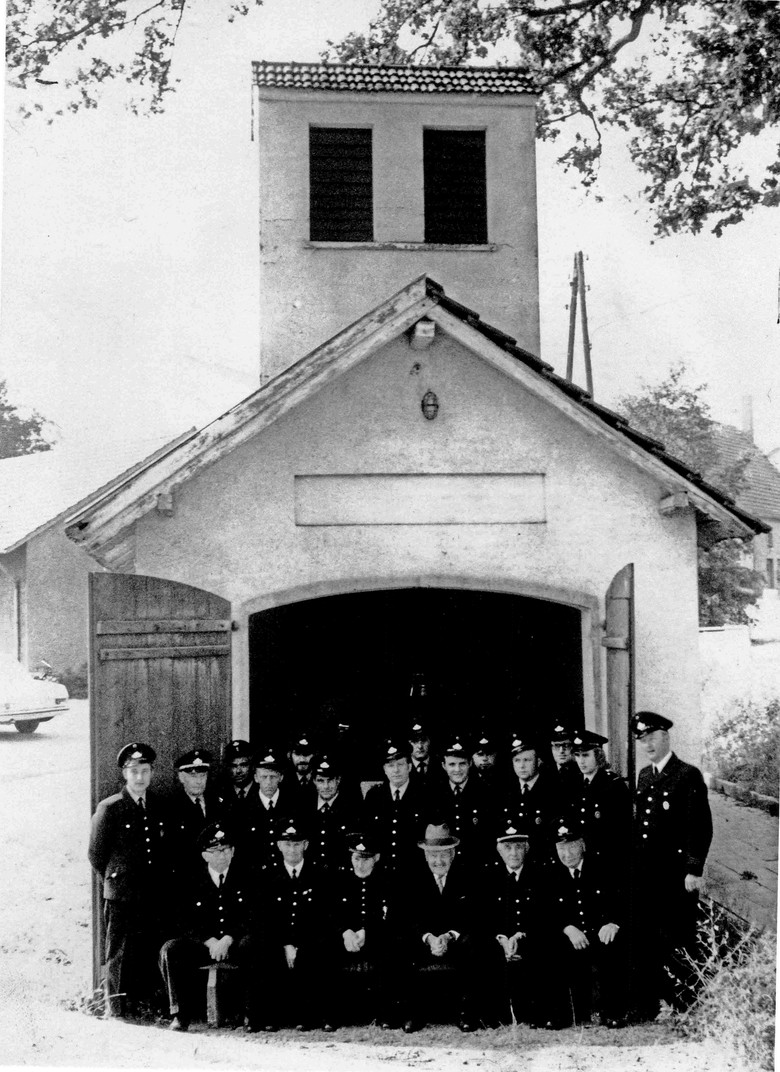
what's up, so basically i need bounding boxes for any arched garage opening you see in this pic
[248,588,584,780]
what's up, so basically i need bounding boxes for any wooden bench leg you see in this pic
[205,965,220,1028]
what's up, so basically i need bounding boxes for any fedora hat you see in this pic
[417,822,460,849]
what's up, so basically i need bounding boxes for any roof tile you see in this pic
[253,61,537,95]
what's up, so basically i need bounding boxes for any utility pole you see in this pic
[565,251,594,397]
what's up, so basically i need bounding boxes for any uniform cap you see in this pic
[381,738,412,762]
[554,819,583,844]
[631,711,673,738]
[223,739,253,762]
[417,822,460,849]
[572,730,608,752]
[255,748,284,771]
[175,749,213,772]
[408,720,430,741]
[117,742,156,768]
[198,822,234,852]
[549,723,575,744]
[496,819,530,844]
[442,737,469,759]
[313,755,340,779]
[473,732,497,754]
[291,735,315,754]
[348,833,380,857]
[509,733,537,756]
[276,818,308,842]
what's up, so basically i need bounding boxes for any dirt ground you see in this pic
[0,701,755,1072]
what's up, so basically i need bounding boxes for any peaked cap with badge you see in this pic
[117,742,156,768]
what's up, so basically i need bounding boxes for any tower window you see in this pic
[423,129,487,244]
[309,127,373,242]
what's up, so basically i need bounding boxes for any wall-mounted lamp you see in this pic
[421,390,439,421]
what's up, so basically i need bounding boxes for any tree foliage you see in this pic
[616,363,764,626]
[328,0,780,236]
[0,380,54,460]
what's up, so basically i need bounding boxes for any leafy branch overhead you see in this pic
[7,1,779,235]
[327,0,780,236]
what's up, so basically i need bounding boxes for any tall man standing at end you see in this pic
[631,710,713,1016]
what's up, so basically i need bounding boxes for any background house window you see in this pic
[309,127,373,241]
[423,129,487,244]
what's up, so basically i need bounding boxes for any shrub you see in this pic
[56,662,88,699]
[679,905,776,1071]
[706,698,780,797]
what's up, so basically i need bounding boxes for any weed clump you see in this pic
[707,697,780,797]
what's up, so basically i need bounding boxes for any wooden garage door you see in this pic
[603,563,635,782]
[88,572,232,986]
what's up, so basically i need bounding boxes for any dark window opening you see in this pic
[309,127,373,242]
[423,129,487,244]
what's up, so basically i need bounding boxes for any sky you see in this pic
[2,0,779,458]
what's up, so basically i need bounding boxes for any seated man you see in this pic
[546,820,627,1028]
[158,822,258,1032]
[403,822,493,1033]
[327,833,409,1028]
[481,819,549,1026]
[254,818,328,1031]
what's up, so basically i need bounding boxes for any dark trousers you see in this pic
[550,930,627,1025]
[482,939,552,1026]
[104,899,166,1016]
[631,870,701,1015]
[411,934,495,1024]
[158,935,257,1022]
[326,931,412,1024]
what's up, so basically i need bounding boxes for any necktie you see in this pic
[436,875,444,893]
[453,785,461,797]
[196,796,206,816]
[138,797,145,811]
[571,869,580,883]
[267,799,275,811]
[653,765,659,777]
[521,784,528,796]
[321,802,330,814]
[291,868,299,883]
[219,873,225,889]
[394,789,401,803]
[513,871,519,883]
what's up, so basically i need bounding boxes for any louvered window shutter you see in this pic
[424,130,487,245]
[309,127,373,242]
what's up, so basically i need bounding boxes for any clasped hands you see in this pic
[497,932,525,959]
[426,931,456,957]
[343,928,367,953]
[205,935,233,962]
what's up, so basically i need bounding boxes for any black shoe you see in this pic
[169,1016,189,1032]
[402,1019,419,1033]
[322,1022,337,1033]
[458,1020,477,1033]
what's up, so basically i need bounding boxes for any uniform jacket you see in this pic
[260,860,326,947]
[303,790,363,873]
[547,854,623,935]
[481,858,547,940]
[431,778,497,863]
[180,859,255,943]
[501,769,559,848]
[166,787,227,867]
[570,767,632,858]
[88,786,169,902]
[244,783,300,869]
[334,867,396,937]
[634,754,713,877]
[363,779,429,874]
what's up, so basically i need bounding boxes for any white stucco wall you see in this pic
[256,89,539,378]
[131,329,703,764]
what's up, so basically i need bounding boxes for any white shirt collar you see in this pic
[654,751,673,774]
[261,789,280,808]
[208,865,229,887]
[126,787,144,804]
[284,862,302,879]
[390,781,409,798]
[318,793,339,809]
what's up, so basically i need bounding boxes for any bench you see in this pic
[199,963,239,1027]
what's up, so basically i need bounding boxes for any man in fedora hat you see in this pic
[630,710,713,1016]
[89,742,171,1019]
[158,821,258,1032]
[403,822,491,1033]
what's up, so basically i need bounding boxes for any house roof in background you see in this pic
[712,424,780,522]
[253,61,537,95]
[0,430,196,553]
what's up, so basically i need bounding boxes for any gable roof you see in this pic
[253,61,537,96]
[709,424,780,522]
[65,276,766,569]
[0,431,195,554]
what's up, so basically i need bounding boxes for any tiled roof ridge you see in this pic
[422,278,767,535]
[253,60,537,94]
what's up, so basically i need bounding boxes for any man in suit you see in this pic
[432,736,496,869]
[245,747,298,870]
[167,750,226,877]
[158,821,259,1031]
[88,742,171,1018]
[363,739,429,878]
[328,833,408,1028]
[254,818,328,1031]
[631,710,713,1016]
[569,730,632,864]
[547,820,627,1028]
[303,754,362,874]
[480,819,549,1026]
[403,823,492,1032]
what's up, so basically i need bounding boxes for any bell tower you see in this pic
[253,61,540,381]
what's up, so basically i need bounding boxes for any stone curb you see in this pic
[705,773,779,816]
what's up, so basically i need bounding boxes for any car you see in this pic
[0,654,70,734]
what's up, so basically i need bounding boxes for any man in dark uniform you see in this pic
[363,739,428,878]
[222,740,255,804]
[432,736,496,869]
[167,750,226,876]
[287,734,317,806]
[631,710,713,1016]
[570,730,632,863]
[158,821,259,1031]
[328,833,408,1028]
[255,818,328,1031]
[245,747,298,870]
[303,755,362,874]
[403,823,493,1032]
[471,730,501,796]
[88,742,170,1018]
[547,820,627,1028]
[408,719,443,790]
[480,819,549,1026]
[548,723,581,795]
[501,734,558,863]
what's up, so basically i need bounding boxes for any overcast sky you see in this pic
[2,0,779,456]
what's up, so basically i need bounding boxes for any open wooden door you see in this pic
[88,572,232,989]
[602,564,635,781]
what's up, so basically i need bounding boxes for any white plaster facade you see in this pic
[256,87,539,379]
